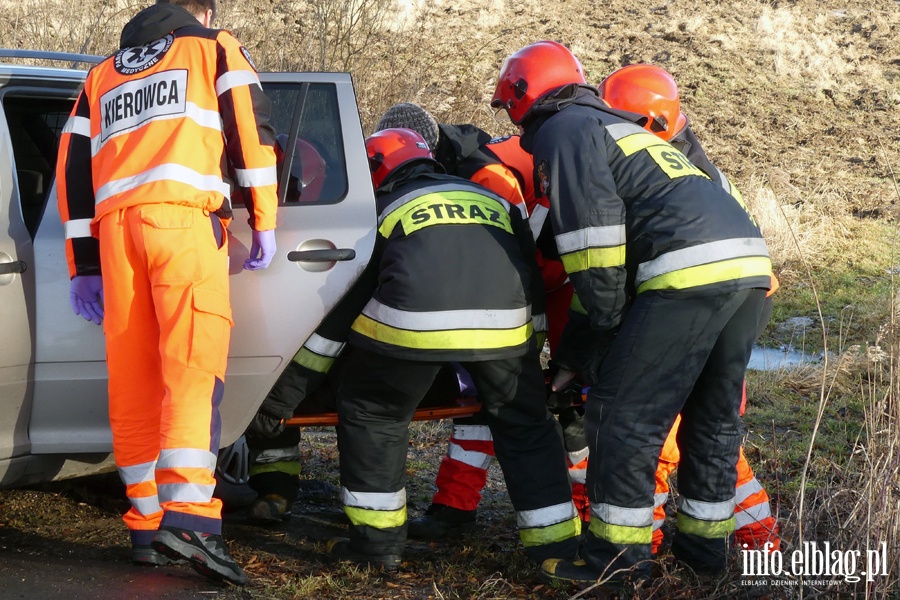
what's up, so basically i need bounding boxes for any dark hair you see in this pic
[156,0,217,20]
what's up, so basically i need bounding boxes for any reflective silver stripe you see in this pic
[735,502,772,529]
[517,501,577,528]
[157,448,217,471]
[636,238,770,284]
[447,443,492,470]
[555,225,626,254]
[654,492,668,509]
[215,69,262,96]
[451,424,492,442]
[652,519,665,531]
[713,166,730,191]
[735,478,764,505]
[528,203,549,241]
[592,502,654,527]
[567,447,589,465]
[157,482,215,503]
[234,165,278,188]
[64,218,93,240]
[360,298,529,331]
[342,488,405,511]
[118,460,156,486]
[95,163,231,204]
[250,446,301,465]
[91,102,223,156]
[304,333,345,358]
[605,122,650,141]
[568,468,586,484]
[678,497,735,522]
[533,312,548,333]
[63,115,91,137]
[378,182,513,226]
[130,494,162,516]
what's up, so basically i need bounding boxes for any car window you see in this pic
[2,96,75,238]
[258,82,348,207]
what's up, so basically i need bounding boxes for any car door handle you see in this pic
[287,249,356,262]
[0,261,26,275]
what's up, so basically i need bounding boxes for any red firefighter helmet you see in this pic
[491,40,586,125]
[365,128,435,189]
[598,64,687,142]
[275,134,327,201]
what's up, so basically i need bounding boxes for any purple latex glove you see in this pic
[243,229,276,271]
[69,275,104,326]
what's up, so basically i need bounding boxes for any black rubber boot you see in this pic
[407,503,476,540]
[327,537,401,571]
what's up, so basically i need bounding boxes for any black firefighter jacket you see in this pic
[300,164,546,366]
[520,86,771,370]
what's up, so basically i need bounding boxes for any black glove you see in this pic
[545,360,585,414]
[246,410,286,440]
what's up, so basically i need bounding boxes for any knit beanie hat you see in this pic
[375,103,440,151]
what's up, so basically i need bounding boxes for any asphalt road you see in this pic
[0,550,247,600]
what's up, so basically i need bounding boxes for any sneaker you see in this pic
[407,503,476,540]
[151,526,248,585]
[131,545,185,567]
[326,537,401,571]
[247,493,292,525]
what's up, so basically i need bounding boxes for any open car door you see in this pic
[28,72,377,454]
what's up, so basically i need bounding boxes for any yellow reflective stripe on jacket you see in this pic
[378,190,513,238]
[556,225,626,273]
[520,515,581,547]
[589,519,653,545]
[638,256,772,293]
[291,347,335,374]
[677,513,736,539]
[611,126,709,180]
[561,246,627,274]
[351,314,532,351]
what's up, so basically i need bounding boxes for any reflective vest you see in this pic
[56,24,278,278]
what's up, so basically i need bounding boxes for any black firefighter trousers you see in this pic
[336,343,579,562]
[582,287,767,577]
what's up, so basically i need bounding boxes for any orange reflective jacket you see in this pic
[57,25,278,278]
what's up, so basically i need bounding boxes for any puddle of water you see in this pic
[747,346,821,371]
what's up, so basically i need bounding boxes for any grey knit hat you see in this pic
[375,103,440,151]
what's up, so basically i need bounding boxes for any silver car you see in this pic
[0,50,388,489]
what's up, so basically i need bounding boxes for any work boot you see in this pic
[327,537,402,571]
[131,545,185,567]
[247,493,292,525]
[151,526,248,585]
[541,558,604,584]
[407,503,476,539]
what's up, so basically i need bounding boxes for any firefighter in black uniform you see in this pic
[317,128,579,570]
[490,41,772,583]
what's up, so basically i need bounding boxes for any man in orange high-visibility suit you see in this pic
[597,63,781,555]
[56,0,278,586]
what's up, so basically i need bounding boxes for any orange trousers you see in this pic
[99,204,232,544]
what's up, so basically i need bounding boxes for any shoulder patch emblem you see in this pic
[536,159,551,197]
[115,34,174,75]
[240,46,258,71]
[487,135,511,145]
